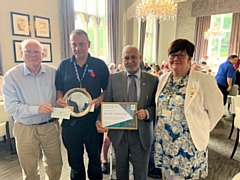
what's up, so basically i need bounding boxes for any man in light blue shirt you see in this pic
[2,39,62,180]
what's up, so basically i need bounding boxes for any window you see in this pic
[207,13,232,73]
[143,19,157,66]
[74,0,108,63]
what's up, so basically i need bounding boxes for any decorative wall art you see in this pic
[11,12,31,37]
[13,40,23,62]
[34,16,51,38]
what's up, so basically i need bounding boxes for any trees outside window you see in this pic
[74,0,108,63]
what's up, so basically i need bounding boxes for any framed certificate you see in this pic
[63,88,92,117]
[101,102,138,130]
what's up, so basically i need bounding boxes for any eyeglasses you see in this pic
[123,55,138,61]
[23,50,42,55]
[168,53,186,60]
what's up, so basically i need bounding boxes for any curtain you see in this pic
[193,16,210,63]
[228,13,240,56]
[107,0,119,64]
[139,21,147,70]
[155,20,160,64]
[59,0,75,59]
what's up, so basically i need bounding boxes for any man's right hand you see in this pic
[38,104,53,114]
[56,98,68,108]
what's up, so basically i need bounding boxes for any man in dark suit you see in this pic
[96,45,158,180]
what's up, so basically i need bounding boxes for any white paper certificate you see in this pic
[101,102,138,130]
[51,108,71,120]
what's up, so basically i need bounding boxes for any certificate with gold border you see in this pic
[101,102,138,130]
[63,88,92,117]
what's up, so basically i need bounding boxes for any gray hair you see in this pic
[21,39,43,52]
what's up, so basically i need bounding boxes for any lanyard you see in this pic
[73,62,88,88]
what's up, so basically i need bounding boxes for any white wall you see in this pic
[0,0,61,73]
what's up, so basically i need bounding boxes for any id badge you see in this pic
[162,109,171,118]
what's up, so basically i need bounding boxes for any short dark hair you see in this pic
[168,39,195,57]
[70,29,89,40]
[227,54,238,60]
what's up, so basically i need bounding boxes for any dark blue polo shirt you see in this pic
[215,60,236,87]
[55,53,109,120]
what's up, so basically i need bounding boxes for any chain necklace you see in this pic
[73,61,88,88]
[165,69,190,105]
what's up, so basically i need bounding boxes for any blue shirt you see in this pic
[2,63,56,125]
[55,54,109,121]
[215,60,236,87]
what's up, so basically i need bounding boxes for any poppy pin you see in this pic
[90,72,95,77]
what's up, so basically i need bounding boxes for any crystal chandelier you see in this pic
[135,0,178,22]
[204,22,226,40]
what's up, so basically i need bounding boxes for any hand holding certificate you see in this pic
[51,108,71,119]
[101,102,138,130]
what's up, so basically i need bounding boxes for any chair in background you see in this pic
[0,103,13,153]
[230,107,240,159]
[227,85,239,110]
[228,85,239,139]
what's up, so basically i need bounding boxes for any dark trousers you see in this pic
[62,119,103,180]
[217,84,229,105]
[114,130,150,180]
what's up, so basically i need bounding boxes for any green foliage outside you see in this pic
[209,14,232,59]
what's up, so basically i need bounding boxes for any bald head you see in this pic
[122,45,141,74]
[122,45,139,58]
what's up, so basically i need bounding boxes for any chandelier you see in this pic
[204,22,226,40]
[135,0,178,22]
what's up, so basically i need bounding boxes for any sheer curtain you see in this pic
[139,21,146,70]
[193,16,210,62]
[228,13,240,55]
[59,0,75,59]
[107,0,119,64]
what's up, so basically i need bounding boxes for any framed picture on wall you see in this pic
[10,12,31,37]
[41,42,52,62]
[34,16,51,38]
[13,40,24,63]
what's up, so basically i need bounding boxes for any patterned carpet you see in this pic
[0,114,240,180]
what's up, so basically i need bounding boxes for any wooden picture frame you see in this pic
[41,42,52,62]
[34,16,51,38]
[13,40,23,63]
[10,12,31,37]
[101,102,138,130]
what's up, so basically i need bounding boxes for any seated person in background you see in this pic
[191,61,199,71]
[153,65,163,77]
[199,55,209,64]
[201,61,211,73]
[108,63,116,74]
[114,63,123,72]
[144,62,152,72]
[235,66,240,94]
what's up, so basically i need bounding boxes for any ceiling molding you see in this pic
[126,0,140,21]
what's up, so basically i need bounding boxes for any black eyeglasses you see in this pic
[168,53,187,60]
[23,50,42,55]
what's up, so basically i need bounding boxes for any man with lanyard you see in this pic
[55,29,109,180]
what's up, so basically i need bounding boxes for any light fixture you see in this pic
[135,0,178,22]
[204,22,226,40]
[204,0,226,40]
